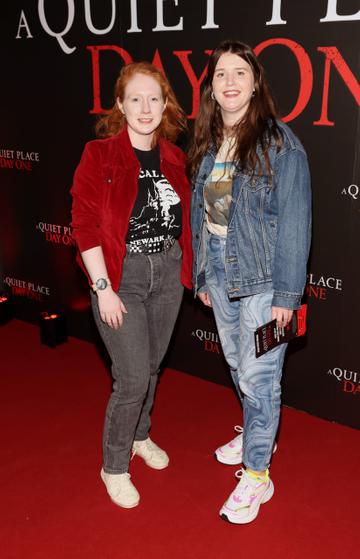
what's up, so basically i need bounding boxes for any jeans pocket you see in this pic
[207,236,226,266]
[168,240,182,261]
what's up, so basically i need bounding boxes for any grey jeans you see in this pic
[91,241,184,474]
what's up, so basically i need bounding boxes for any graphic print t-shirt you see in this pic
[126,146,182,253]
[204,137,236,237]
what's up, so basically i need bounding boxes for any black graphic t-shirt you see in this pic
[126,146,182,253]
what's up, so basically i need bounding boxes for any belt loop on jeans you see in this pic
[163,237,176,252]
[209,233,226,247]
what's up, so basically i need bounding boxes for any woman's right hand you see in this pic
[97,288,128,329]
[198,291,212,307]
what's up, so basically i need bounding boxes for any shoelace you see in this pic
[131,438,154,461]
[233,425,243,435]
[106,472,131,489]
[235,468,245,480]
[230,469,258,504]
[145,438,156,451]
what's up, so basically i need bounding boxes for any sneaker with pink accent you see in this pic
[215,426,277,465]
[215,425,244,465]
[220,469,274,524]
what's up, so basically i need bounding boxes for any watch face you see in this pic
[96,278,108,290]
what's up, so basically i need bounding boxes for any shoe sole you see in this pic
[214,451,243,465]
[100,470,140,509]
[108,496,140,509]
[220,480,274,524]
[215,443,278,466]
[132,452,169,470]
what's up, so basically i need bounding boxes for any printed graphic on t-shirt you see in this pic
[204,161,234,227]
[126,167,182,253]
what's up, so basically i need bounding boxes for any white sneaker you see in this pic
[220,469,274,524]
[215,425,245,465]
[215,426,277,465]
[100,468,140,508]
[132,437,169,470]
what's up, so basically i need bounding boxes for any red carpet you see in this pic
[1,320,359,559]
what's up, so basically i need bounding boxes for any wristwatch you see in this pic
[92,278,111,292]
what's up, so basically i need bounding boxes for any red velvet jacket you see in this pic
[71,128,192,291]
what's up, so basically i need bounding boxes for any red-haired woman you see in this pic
[71,62,192,508]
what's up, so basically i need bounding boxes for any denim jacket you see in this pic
[191,121,312,309]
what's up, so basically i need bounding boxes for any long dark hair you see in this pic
[188,40,283,179]
[96,62,187,146]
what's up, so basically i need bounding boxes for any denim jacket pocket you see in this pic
[230,174,273,278]
[240,174,272,219]
[245,173,271,192]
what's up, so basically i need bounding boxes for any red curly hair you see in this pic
[95,62,187,145]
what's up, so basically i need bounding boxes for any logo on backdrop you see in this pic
[305,273,343,302]
[191,328,221,354]
[14,3,360,124]
[341,184,359,200]
[0,148,40,172]
[36,222,76,246]
[341,184,360,212]
[327,367,360,396]
[4,276,50,301]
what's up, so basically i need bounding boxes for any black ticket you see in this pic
[254,305,307,358]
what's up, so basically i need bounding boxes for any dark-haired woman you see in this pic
[71,62,192,508]
[189,41,311,524]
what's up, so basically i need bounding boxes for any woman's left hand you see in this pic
[198,291,212,307]
[271,306,293,328]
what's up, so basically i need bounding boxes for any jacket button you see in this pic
[196,234,199,239]
[107,178,112,183]
[199,203,203,208]
[202,174,207,180]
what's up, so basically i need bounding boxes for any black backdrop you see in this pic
[1,1,359,428]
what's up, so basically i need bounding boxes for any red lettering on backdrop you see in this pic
[173,50,212,118]
[151,49,166,74]
[343,380,353,393]
[343,380,360,394]
[254,38,313,123]
[87,45,133,114]
[305,285,327,300]
[87,43,359,124]
[314,47,360,126]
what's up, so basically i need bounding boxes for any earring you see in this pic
[252,89,255,97]
[211,91,215,100]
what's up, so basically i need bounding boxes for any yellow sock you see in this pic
[246,468,269,481]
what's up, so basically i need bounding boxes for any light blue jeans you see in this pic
[205,235,287,471]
